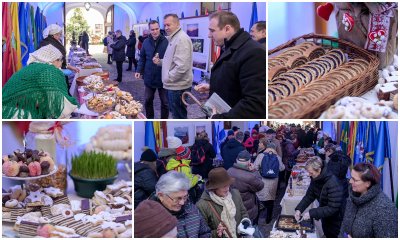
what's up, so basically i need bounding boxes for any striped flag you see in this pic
[144,122,157,153]
[374,121,391,172]
[212,121,225,154]
[10,2,22,71]
[354,122,367,165]
[18,2,29,67]
[153,121,163,152]
[2,2,16,84]
[249,2,258,32]
[340,122,349,155]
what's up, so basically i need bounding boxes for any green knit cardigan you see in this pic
[2,63,79,119]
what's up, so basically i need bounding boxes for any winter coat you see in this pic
[110,35,127,62]
[160,27,193,90]
[327,151,351,199]
[126,35,137,58]
[190,138,216,179]
[339,184,398,238]
[39,36,67,69]
[106,36,114,54]
[136,35,168,89]
[150,196,212,238]
[282,140,299,171]
[210,29,266,119]
[227,164,264,221]
[196,189,249,238]
[271,138,283,159]
[295,165,343,238]
[253,150,285,201]
[134,162,158,209]
[165,157,199,188]
[81,33,89,50]
[221,139,245,170]
[304,131,314,148]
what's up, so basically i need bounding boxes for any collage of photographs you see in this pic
[0,1,398,239]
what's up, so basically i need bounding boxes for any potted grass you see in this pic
[69,151,118,198]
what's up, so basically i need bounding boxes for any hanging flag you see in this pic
[35,7,43,48]
[195,9,199,16]
[157,16,159,23]
[25,3,34,54]
[374,121,391,172]
[347,122,357,160]
[10,2,22,71]
[144,122,157,153]
[153,121,163,153]
[353,122,367,166]
[213,121,225,155]
[212,122,217,154]
[181,12,184,19]
[2,2,16,85]
[340,122,349,155]
[365,121,377,163]
[249,2,258,32]
[30,5,37,50]
[18,2,29,67]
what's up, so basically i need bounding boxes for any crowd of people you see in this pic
[134,124,398,238]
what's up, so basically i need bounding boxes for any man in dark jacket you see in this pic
[135,21,169,119]
[126,30,137,71]
[110,30,127,82]
[220,130,235,157]
[222,131,245,170]
[196,11,266,119]
[295,160,344,238]
[250,21,266,49]
[134,149,159,209]
[227,150,264,224]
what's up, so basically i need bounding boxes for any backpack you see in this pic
[103,37,108,46]
[260,152,279,178]
[190,144,206,166]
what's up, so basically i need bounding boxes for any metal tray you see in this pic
[276,214,314,233]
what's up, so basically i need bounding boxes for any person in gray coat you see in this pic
[339,163,397,238]
[110,30,127,82]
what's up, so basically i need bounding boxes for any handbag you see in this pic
[207,201,233,238]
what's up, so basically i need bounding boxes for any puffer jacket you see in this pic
[134,162,158,209]
[221,139,245,170]
[295,165,344,237]
[227,164,264,221]
[166,157,199,188]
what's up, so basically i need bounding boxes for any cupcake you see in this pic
[3,161,20,177]
[28,162,41,177]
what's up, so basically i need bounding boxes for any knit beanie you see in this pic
[134,200,178,238]
[140,149,157,162]
[27,45,63,65]
[176,146,191,160]
[166,136,182,149]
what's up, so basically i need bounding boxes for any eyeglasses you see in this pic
[166,194,188,204]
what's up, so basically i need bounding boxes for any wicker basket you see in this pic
[268,33,380,119]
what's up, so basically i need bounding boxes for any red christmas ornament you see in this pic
[317,3,334,21]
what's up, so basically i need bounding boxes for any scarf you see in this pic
[209,191,237,237]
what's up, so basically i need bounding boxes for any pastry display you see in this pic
[99,111,127,119]
[115,100,143,117]
[2,149,56,178]
[85,125,132,161]
[276,215,314,232]
[87,94,116,113]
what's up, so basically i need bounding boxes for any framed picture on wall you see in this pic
[173,126,189,145]
[194,124,207,137]
[187,23,199,37]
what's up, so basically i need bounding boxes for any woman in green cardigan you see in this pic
[3,45,78,119]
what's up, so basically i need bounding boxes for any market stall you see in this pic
[268,3,398,119]
[270,148,323,238]
[2,122,132,238]
[68,47,145,119]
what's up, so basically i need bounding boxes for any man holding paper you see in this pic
[196,11,266,119]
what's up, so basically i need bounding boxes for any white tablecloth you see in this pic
[69,68,102,97]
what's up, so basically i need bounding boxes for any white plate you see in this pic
[2,165,58,180]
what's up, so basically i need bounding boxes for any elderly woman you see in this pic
[339,163,397,238]
[2,45,79,119]
[197,168,249,238]
[39,24,79,73]
[295,156,343,238]
[150,171,211,238]
[254,139,285,224]
[134,200,178,237]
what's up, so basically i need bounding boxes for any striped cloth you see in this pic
[175,202,211,238]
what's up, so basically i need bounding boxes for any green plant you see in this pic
[71,151,117,179]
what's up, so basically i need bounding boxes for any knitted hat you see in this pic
[43,24,63,39]
[176,146,191,160]
[237,150,251,161]
[134,200,178,238]
[140,149,157,162]
[206,168,235,190]
[27,45,63,65]
[166,136,182,149]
